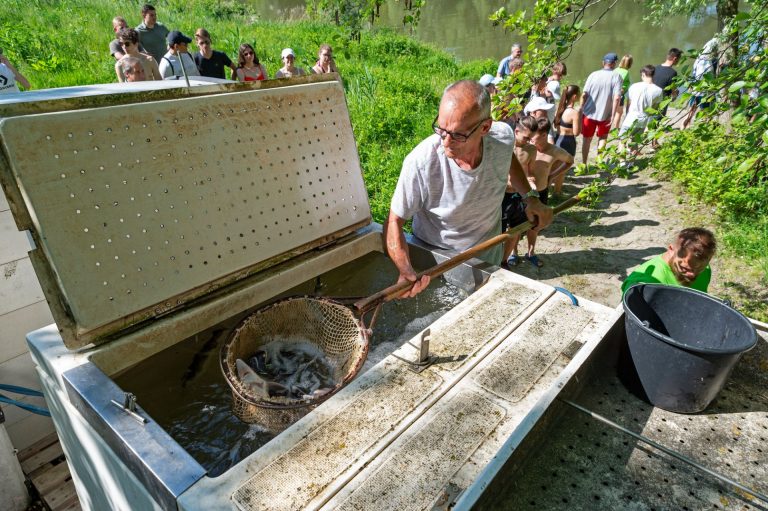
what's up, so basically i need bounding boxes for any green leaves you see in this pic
[728,81,746,92]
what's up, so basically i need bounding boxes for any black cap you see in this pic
[167,30,192,45]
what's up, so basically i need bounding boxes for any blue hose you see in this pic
[0,384,51,417]
[553,286,579,306]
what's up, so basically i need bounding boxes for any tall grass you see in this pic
[0,0,496,222]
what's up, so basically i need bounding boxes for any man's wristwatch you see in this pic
[522,189,540,200]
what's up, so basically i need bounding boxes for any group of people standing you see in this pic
[111,3,339,84]
[484,45,684,168]
[385,60,714,299]
[465,45,687,269]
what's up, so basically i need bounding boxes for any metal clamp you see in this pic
[110,392,148,424]
[393,328,437,373]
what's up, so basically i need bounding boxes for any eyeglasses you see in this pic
[198,40,211,46]
[432,115,489,143]
[120,41,133,47]
[243,51,254,56]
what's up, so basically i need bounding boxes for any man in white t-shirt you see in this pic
[581,53,622,164]
[386,80,553,297]
[620,64,663,156]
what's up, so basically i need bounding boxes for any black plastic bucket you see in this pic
[622,283,757,413]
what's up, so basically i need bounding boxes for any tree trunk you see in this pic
[716,0,739,31]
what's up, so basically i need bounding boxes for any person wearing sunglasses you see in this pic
[386,80,553,297]
[235,43,267,82]
[115,28,161,82]
[109,16,146,60]
[193,28,236,80]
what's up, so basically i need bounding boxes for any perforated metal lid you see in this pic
[0,79,371,348]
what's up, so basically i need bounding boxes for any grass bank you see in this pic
[0,0,493,222]
[652,121,768,319]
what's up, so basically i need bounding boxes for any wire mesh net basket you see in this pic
[220,296,369,428]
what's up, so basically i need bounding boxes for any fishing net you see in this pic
[221,296,368,428]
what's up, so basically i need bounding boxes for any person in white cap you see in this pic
[523,96,555,119]
[479,73,497,95]
[275,48,306,79]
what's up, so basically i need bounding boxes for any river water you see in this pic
[247,0,717,82]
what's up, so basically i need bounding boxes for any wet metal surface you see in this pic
[481,330,768,510]
[474,301,593,402]
[334,390,504,511]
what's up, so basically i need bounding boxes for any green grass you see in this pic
[1,0,497,222]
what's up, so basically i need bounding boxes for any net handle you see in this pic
[353,194,580,314]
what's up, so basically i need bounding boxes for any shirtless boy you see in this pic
[502,115,538,267]
[510,118,574,267]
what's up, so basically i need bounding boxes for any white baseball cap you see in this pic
[479,74,495,87]
[281,48,295,58]
[523,96,555,115]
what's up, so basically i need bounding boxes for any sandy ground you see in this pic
[504,126,767,318]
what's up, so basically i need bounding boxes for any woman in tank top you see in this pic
[235,43,267,82]
[552,84,584,194]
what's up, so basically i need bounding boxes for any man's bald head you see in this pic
[441,80,491,121]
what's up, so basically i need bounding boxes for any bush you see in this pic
[652,120,768,284]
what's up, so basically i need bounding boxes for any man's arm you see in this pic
[547,148,575,184]
[611,94,622,129]
[384,211,430,298]
[508,152,553,231]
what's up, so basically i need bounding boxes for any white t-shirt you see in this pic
[0,64,20,94]
[620,81,663,134]
[546,79,561,101]
[582,68,622,122]
[159,52,200,79]
[390,122,515,264]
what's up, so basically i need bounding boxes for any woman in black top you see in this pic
[552,85,584,194]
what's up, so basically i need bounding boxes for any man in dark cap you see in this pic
[158,31,200,79]
[580,52,623,164]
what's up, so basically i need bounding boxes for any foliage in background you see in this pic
[0,0,487,225]
[489,0,767,316]
[305,0,424,40]
[489,0,631,202]
[643,0,739,31]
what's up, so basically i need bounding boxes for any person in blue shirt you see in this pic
[496,43,523,79]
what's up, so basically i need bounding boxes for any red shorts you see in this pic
[582,117,611,138]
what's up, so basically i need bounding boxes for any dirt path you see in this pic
[506,155,766,319]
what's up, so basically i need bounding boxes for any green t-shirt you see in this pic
[621,255,711,294]
[615,67,630,93]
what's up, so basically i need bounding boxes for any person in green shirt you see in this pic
[612,54,633,128]
[622,227,716,294]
